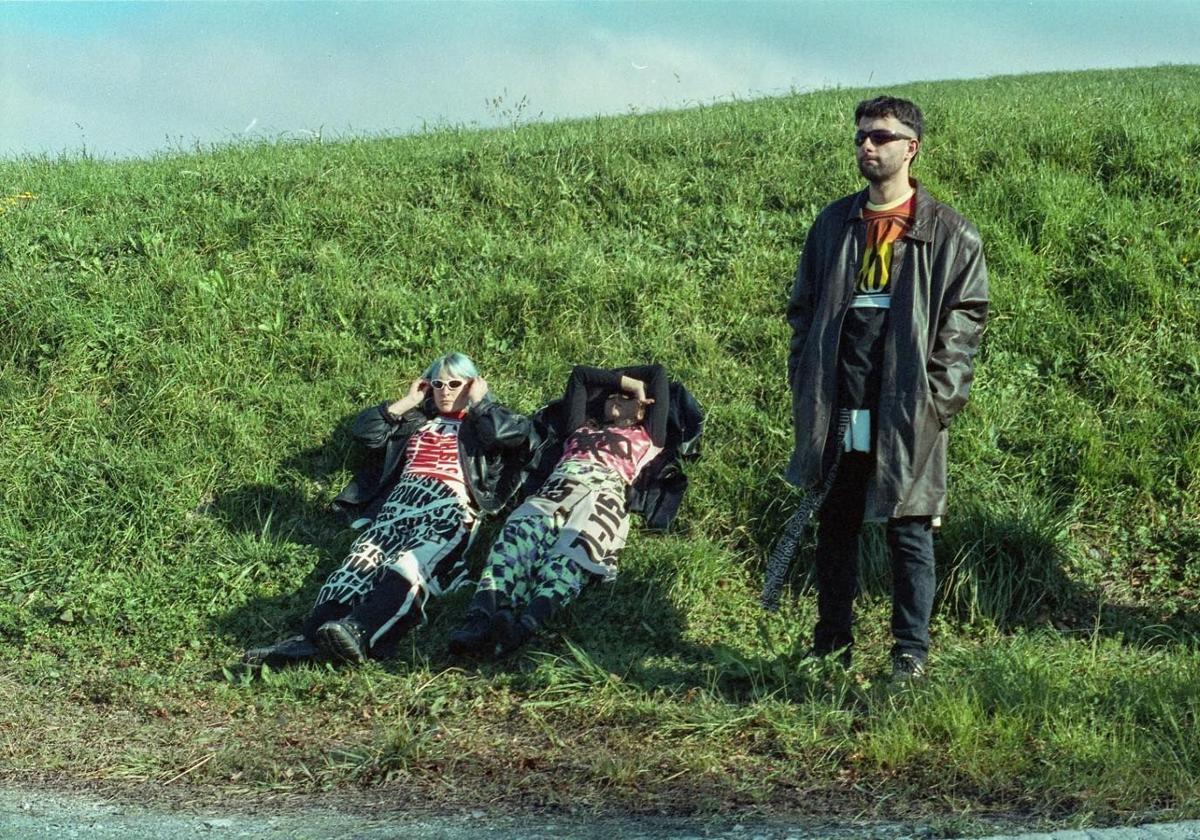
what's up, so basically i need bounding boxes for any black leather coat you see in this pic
[785,182,989,519]
[331,394,536,520]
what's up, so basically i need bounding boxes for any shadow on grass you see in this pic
[207,411,364,648]
[489,566,870,707]
[374,497,1196,704]
[767,495,1200,657]
[207,417,1195,698]
[675,496,1200,704]
[933,500,1200,647]
[205,410,561,662]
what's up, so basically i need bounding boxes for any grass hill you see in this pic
[1,65,1198,827]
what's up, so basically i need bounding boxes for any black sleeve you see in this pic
[624,363,669,447]
[467,395,535,451]
[565,364,669,447]
[564,365,622,432]
[350,402,428,449]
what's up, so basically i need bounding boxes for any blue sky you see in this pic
[2,1,1198,159]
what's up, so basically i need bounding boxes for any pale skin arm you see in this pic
[467,376,489,407]
[619,375,655,406]
[386,377,430,418]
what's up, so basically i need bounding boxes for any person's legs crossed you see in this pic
[451,509,558,656]
[301,538,386,641]
[347,516,477,659]
[311,479,474,661]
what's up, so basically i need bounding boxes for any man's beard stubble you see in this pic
[857,155,902,184]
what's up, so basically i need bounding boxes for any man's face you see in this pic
[605,393,645,426]
[855,115,918,184]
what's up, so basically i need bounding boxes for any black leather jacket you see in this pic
[785,182,989,519]
[524,364,703,531]
[331,394,536,520]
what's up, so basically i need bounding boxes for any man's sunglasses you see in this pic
[854,129,916,147]
[430,379,464,390]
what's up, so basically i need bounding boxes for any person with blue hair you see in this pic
[243,351,535,667]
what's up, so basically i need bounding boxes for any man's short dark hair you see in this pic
[854,96,924,140]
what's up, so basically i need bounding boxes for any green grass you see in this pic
[1,65,1199,828]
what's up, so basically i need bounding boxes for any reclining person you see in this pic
[243,352,534,667]
[448,363,675,658]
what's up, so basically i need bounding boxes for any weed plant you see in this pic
[0,66,1198,824]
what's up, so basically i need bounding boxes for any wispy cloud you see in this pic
[2,2,1197,158]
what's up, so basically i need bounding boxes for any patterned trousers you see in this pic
[302,475,478,655]
[475,506,590,616]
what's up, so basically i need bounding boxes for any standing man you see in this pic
[785,96,988,681]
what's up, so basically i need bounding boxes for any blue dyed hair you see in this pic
[423,352,478,381]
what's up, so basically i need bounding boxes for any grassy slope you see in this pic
[1,66,1198,826]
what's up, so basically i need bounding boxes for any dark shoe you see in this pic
[806,644,853,668]
[448,609,494,658]
[890,652,926,684]
[491,609,536,659]
[242,634,320,668]
[316,618,368,664]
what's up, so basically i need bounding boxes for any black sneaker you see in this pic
[316,618,369,664]
[448,609,494,658]
[890,652,926,684]
[242,634,321,668]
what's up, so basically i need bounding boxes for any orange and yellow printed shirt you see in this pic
[856,193,916,297]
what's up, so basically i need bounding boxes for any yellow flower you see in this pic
[0,192,37,213]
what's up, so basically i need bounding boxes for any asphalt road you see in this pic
[2,789,1198,839]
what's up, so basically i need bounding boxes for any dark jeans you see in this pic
[813,451,935,661]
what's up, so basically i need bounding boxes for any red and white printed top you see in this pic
[401,412,469,500]
[560,423,662,485]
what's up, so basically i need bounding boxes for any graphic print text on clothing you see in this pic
[455,364,670,658]
[304,415,480,656]
[560,423,661,485]
[243,358,538,668]
[533,364,670,578]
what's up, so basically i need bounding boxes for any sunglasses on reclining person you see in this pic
[854,129,916,146]
[430,379,464,390]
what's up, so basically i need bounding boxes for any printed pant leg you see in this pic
[475,508,562,611]
[301,476,476,654]
[544,462,629,580]
[351,519,480,656]
[524,554,590,627]
[887,515,935,661]
[812,451,871,653]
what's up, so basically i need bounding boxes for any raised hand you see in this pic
[387,377,430,418]
[625,378,654,406]
[467,377,489,406]
[406,376,430,403]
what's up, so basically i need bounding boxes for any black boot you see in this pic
[448,609,495,658]
[242,634,321,668]
[492,609,537,659]
[316,618,369,664]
